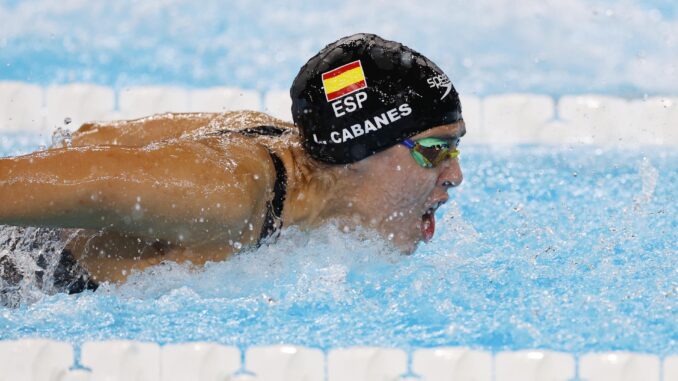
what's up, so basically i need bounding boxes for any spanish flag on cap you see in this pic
[322,60,367,102]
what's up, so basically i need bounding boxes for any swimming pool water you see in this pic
[2,0,678,96]
[0,142,676,357]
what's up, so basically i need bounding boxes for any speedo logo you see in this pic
[427,74,452,100]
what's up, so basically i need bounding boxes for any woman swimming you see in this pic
[0,33,465,291]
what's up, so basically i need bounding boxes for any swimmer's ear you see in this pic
[349,146,398,174]
[343,158,370,174]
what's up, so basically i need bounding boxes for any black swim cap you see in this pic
[291,33,462,164]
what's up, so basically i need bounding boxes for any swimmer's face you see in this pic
[348,121,465,253]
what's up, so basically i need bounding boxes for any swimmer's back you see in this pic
[69,110,296,148]
[48,110,296,283]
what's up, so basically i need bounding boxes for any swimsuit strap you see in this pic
[210,125,292,138]
[258,149,287,245]
[239,125,291,137]
[211,124,290,245]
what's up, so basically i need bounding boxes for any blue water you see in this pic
[1,141,676,356]
[2,0,678,97]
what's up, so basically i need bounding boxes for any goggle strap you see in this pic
[401,139,416,149]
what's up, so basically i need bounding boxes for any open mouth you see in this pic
[421,208,436,243]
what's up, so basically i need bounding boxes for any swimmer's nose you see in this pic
[439,159,463,189]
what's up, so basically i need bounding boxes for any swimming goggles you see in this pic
[401,137,460,168]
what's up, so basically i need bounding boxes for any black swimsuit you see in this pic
[1,125,289,299]
[258,148,287,244]
[216,125,289,244]
[0,227,97,300]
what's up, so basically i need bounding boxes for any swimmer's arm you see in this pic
[69,113,219,147]
[0,140,270,247]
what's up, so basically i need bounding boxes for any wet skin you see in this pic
[0,112,465,282]
[332,121,466,253]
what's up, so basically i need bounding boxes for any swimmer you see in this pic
[0,33,465,292]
